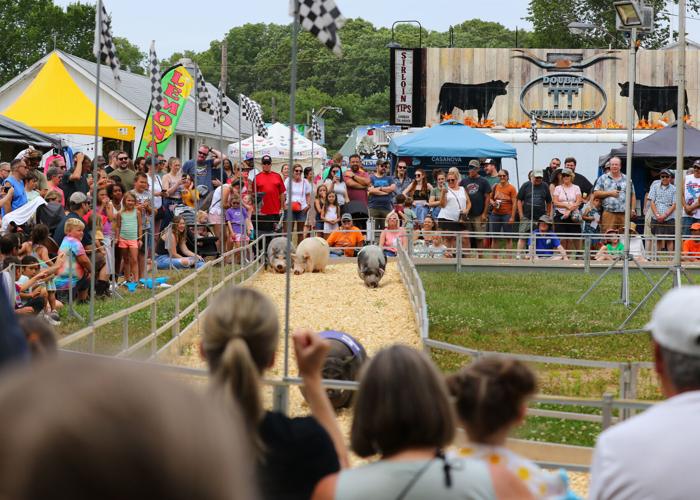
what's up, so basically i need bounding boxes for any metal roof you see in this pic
[60,51,252,141]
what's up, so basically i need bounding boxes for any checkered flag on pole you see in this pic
[240,94,268,138]
[291,0,346,56]
[148,41,162,112]
[93,0,120,80]
[310,114,322,142]
[214,82,230,127]
[197,69,214,114]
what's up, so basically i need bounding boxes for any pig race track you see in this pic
[166,261,420,426]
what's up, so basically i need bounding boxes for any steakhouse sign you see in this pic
[137,64,194,158]
[520,73,608,126]
[389,48,426,127]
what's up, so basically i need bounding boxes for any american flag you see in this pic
[214,82,230,128]
[240,94,267,138]
[93,0,120,80]
[291,0,346,56]
[310,114,322,141]
[148,41,162,112]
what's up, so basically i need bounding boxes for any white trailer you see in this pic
[484,128,654,186]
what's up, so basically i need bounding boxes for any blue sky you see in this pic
[54,0,695,58]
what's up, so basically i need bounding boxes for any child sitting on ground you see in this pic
[12,256,50,319]
[428,234,450,258]
[595,228,624,261]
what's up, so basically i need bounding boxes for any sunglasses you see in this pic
[118,157,128,161]
[397,166,406,169]
[660,175,670,178]
[294,169,302,173]
[498,174,507,178]
[447,178,457,182]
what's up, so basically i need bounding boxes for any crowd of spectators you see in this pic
[5,145,700,326]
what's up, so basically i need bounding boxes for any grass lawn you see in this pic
[421,269,681,446]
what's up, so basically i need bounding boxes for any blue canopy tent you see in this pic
[387,120,520,183]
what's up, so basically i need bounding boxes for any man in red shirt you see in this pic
[252,154,285,240]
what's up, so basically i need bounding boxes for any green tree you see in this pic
[527,0,700,49]
[114,37,145,75]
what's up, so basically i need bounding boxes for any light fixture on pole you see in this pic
[614,0,644,26]
[385,20,422,49]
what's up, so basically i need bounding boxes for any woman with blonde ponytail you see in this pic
[201,286,348,500]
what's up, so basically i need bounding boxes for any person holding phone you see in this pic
[593,156,636,233]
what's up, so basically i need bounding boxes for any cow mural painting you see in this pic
[393,47,700,127]
[437,81,509,121]
[618,82,690,121]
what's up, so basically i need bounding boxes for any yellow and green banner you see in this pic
[137,64,194,158]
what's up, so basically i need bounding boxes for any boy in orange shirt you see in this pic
[327,214,365,257]
[682,222,700,261]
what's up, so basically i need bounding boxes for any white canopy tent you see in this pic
[228,122,327,172]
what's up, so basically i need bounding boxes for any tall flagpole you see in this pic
[674,0,687,286]
[149,42,157,309]
[219,42,227,266]
[89,1,103,329]
[310,109,315,175]
[284,2,300,381]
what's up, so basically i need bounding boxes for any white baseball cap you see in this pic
[645,287,700,356]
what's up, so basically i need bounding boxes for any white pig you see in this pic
[292,237,329,275]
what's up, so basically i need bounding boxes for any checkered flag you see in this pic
[93,0,120,80]
[214,82,230,128]
[290,0,346,56]
[240,94,268,138]
[310,114,322,141]
[148,41,162,112]
[196,69,214,115]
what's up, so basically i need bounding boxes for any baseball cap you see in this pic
[693,159,700,168]
[560,167,574,176]
[645,287,700,357]
[691,222,700,231]
[341,213,353,222]
[468,159,480,170]
[484,158,495,165]
[533,169,544,178]
[538,214,552,225]
[244,152,254,161]
[660,168,673,176]
[69,192,88,204]
[261,154,272,164]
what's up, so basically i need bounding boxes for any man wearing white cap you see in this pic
[590,287,700,499]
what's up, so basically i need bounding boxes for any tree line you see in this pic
[2,0,698,151]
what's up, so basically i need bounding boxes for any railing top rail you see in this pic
[58,236,264,349]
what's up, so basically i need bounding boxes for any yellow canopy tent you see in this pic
[1,52,135,141]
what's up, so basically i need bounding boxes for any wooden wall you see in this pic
[424,47,700,126]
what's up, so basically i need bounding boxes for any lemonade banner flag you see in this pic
[137,64,194,158]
